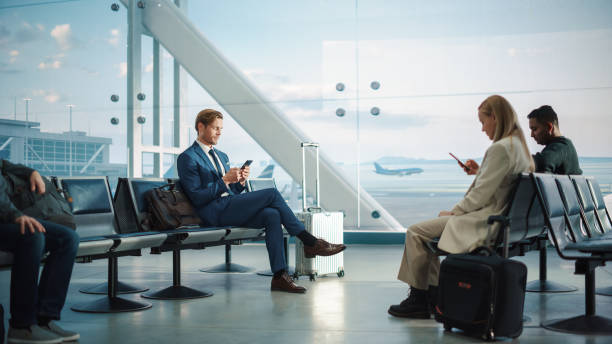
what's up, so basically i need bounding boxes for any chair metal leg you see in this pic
[527,244,577,293]
[72,256,152,313]
[200,244,254,273]
[142,249,213,300]
[542,264,612,334]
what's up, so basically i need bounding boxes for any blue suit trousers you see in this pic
[217,188,305,273]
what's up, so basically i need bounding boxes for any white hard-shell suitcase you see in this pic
[294,142,344,281]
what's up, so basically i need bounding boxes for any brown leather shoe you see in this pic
[271,272,307,294]
[303,239,346,258]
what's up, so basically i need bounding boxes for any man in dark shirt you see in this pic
[527,105,582,175]
[0,161,80,344]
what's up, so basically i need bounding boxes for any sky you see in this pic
[0,0,611,170]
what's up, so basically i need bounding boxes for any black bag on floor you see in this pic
[434,247,527,340]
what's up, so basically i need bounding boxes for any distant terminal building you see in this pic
[0,118,126,177]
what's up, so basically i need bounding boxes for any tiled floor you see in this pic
[2,244,612,343]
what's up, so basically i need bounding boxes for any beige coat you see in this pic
[437,135,531,254]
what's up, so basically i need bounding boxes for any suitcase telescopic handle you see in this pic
[301,142,320,212]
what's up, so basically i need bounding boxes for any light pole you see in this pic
[67,104,74,176]
[23,98,31,166]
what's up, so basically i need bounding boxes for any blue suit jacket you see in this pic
[177,141,245,226]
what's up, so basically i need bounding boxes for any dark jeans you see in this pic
[218,188,305,273]
[0,219,79,328]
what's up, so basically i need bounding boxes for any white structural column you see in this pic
[174,0,188,150]
[153,38,162,177]
[137,0,402,230]
[127,0,143,177]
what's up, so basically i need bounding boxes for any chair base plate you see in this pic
[71,296,151,313]
[141,285,214,300]
[526,280,577,293]
[596,285,612,296]
[542,315,612,335]
[200,263,254,273]
[79,281,148,295]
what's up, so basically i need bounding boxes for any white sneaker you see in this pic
[41,321,80,342]
[7,325,63,344]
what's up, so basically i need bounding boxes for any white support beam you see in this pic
[80,144,106,174]
[0,137,13,151]
[127,0,143,177]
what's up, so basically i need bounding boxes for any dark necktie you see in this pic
[208,149,224,178]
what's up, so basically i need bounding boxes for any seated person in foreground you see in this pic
[527,105,582,175]
[177,109,345,294]
[0,161,80,344]
[388,95,534,318]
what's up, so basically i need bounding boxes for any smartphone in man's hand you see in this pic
[449,153,469,171]
[241,160,253,169]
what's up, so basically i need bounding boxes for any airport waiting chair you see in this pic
[57,176,167,313]
[114,177,228,299]
[426,173,545,259]
[572,176,612,296]
[532,173,612,334]
[165,178,266,274]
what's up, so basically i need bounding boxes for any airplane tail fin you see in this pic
[258,164,275,178]
[374,162,385,173]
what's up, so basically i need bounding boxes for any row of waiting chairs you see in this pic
[426,173,612,335]
[1,176,268,314]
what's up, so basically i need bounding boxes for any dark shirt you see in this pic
[533,137,582,175]
[0,160,35,223]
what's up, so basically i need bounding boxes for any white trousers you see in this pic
[397,216,450,290]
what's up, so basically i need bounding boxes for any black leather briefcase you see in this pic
[434,248,527,340]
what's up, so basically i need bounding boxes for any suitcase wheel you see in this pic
[443,324,452,332]
[292,273,299,281]
[337,270,345,278]
[309,274,316,282]
[482,329,495,341]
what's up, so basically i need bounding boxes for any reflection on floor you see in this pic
[1,244,612,344]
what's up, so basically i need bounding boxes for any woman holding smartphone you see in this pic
[388,95,534,319]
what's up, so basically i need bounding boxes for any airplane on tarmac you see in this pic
[373,162,423,176]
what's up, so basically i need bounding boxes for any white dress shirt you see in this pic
[196,139,229,197]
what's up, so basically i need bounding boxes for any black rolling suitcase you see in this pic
[434,248,527,340]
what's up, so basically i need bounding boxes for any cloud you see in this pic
[36,24,45,32]
[38,60,62,70]
[32,89,62,103]
[107,29,120,46]
[9,50,19,57]
[50,24,73,51]
[117,62,127,77]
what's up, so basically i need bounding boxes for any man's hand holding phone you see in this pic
[239,160,252,184]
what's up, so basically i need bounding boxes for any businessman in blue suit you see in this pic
[177,109,346,293]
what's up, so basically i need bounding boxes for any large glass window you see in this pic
[1,1,610,231]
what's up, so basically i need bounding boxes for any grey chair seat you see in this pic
[566,239,612,253]
[76,238,115,257]
[113,233,168,251]
[224,227,265,241]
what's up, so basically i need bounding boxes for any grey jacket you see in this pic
[0,160,35,223]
